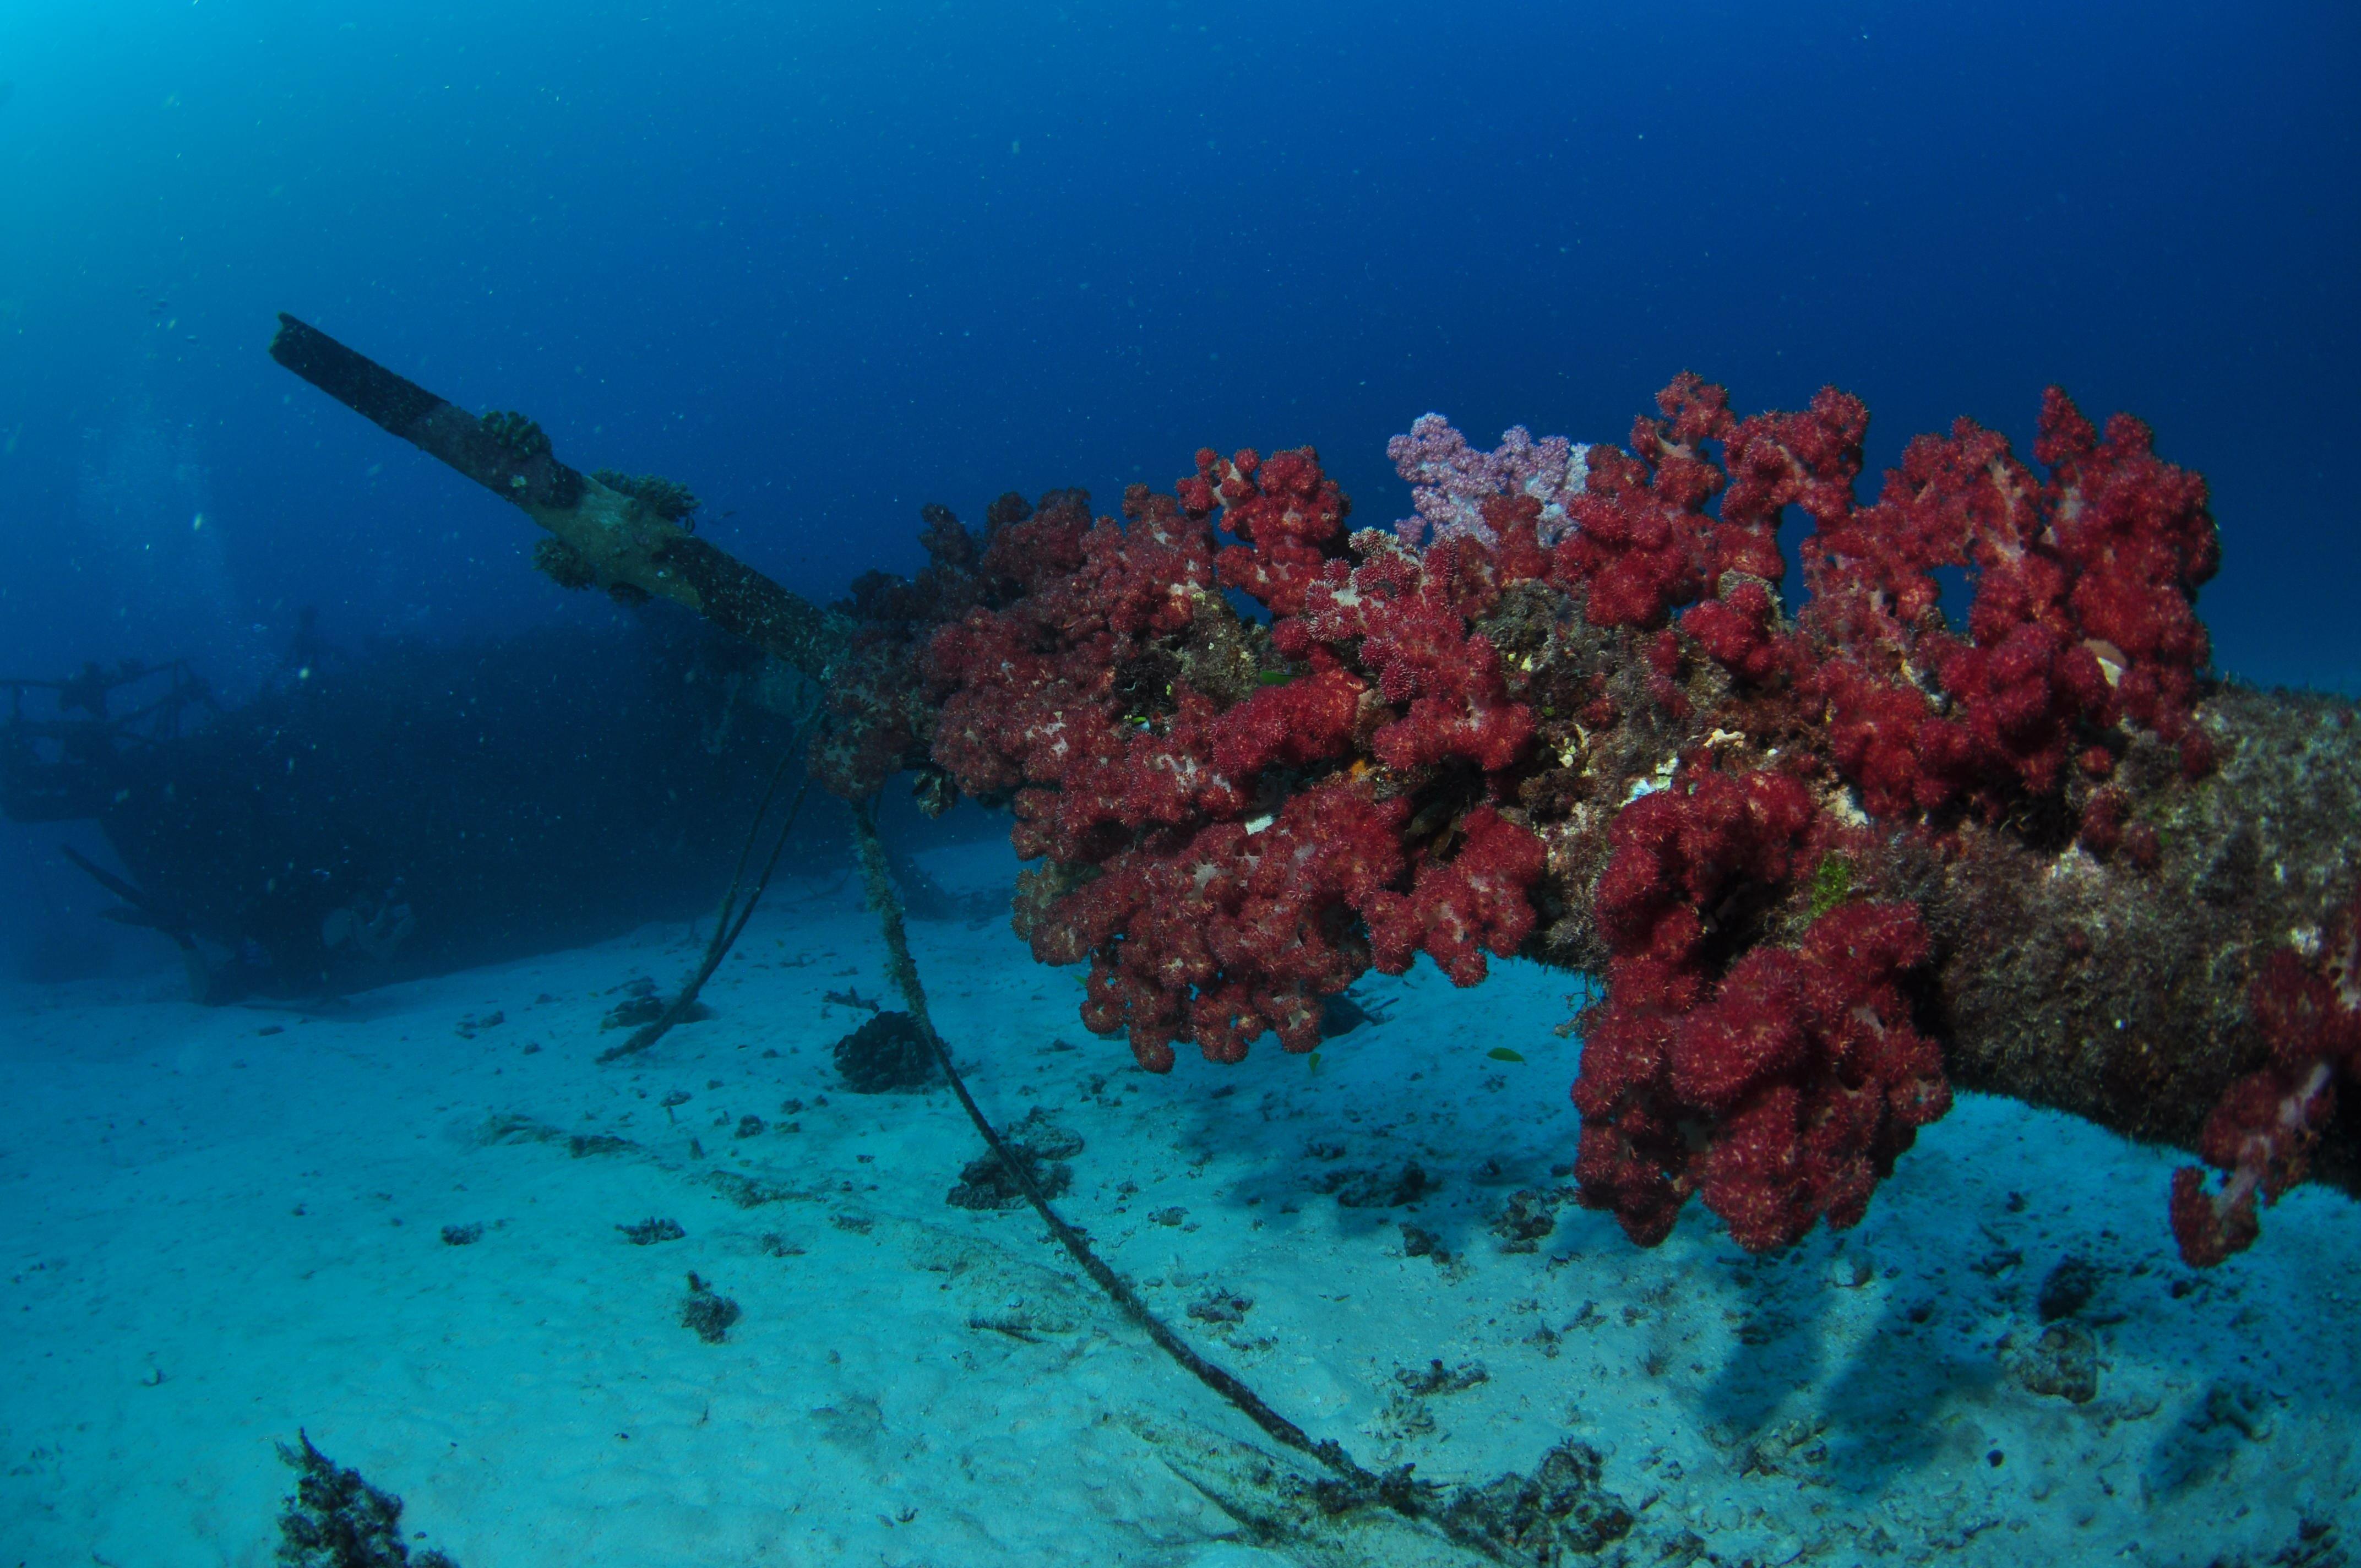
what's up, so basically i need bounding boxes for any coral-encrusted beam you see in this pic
[274,319,2361,1264]
[910,385,2360,1266]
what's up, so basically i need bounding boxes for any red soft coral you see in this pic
[1573,761,1946,1251]
[1679,580,1789,687]
[1208,654,1367,777]
[2035,390,2219,770]
[1781,388,2219,817]
[1045,778,1410,1070]
[1569,379,2222,821]
[1549,375,1867,633]
[1365,805,1548,986]
[1579,891,1945,1252]
[934,445,1548,1071]
[2172,895,2361,1266]
[1185,445,1351,616]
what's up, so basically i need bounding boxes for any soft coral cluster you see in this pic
[1386,412,1589,549]
[1530,377,2217,1252]
[2170,893,2361,1266]
[1558,377,2219,824]
[1284,530,1539,774]
[926,448,1549,1072]
[1569,765,1950,1250]
[1553,375,1863,633]
[1797,389,2218,817]
[921,378,2227,1260]
[1033,776,1411,1070]
[1189,445,1350,617]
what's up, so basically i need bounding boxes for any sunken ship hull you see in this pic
[4,623,819,997]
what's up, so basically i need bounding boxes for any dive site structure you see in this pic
[1,624,809,998]
[267,312,2361,1273]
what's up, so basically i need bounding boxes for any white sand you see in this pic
[2,837,2355,1566]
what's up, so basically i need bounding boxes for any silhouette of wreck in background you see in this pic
[4,623,835,1000]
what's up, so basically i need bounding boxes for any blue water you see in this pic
[6,2,2355,685]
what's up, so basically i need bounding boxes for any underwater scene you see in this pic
[3,3,2359,1564]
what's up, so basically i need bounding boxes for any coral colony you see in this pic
[260,319,2361,1277]
[851,376,2353,1270]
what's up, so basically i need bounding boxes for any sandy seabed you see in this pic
[2,839,2355,1566]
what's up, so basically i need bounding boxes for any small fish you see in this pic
[1256,669,1293,685]
[1486,1047,1525,1063]
[1307,1051,1322,1074]
[1320,990,1387,1037]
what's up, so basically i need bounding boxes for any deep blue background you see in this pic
[2,0,2356,961]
